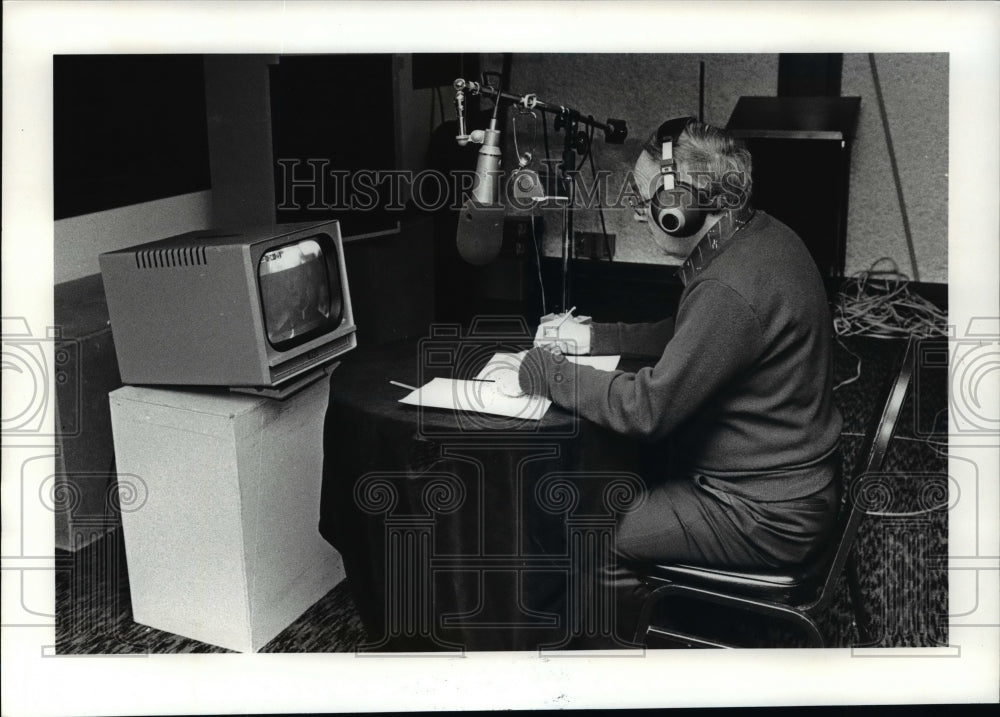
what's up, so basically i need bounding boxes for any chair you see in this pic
[631,336,917,648]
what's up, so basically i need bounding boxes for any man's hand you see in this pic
[493,364,525,397]
[533,312,592,355]
[481,351,526,397]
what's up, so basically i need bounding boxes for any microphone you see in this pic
[456,120,505,265]
[469,124,502,205]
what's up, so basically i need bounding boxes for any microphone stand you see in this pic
[454,78,627,312]
[558,111,581,313]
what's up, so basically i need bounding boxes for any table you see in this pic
[319,325,653,652]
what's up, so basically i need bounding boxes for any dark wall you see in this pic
[204,55,277,227]
[270,55,397,237]
[488,52,948,282]
[54,55,210,220]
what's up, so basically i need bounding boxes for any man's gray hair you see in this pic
[644,120,753,207]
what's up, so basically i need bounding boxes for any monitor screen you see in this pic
[258,236,343,350]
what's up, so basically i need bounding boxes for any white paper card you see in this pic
[398,377,552,421]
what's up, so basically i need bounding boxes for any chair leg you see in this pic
[632,587,661,645]
[781,610,826,647]
[640,585,829,648]
[846,551,873,645]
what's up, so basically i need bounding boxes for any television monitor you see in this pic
[99,220,356,398]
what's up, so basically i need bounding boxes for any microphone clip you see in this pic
[453,79,470,146]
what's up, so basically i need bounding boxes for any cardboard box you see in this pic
[109,375,343,652]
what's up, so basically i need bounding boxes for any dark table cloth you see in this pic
[319,330,651,651]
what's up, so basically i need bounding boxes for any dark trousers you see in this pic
[576,470,841,648]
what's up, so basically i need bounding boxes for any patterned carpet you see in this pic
[55,335,947,653]
[828,336,949,648]
[55,531,367,654]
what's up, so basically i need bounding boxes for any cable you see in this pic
[698,60,705,123]
[435,86,446,127]
[509,102,548,315]
[832,257,948,339]
[869,54,921,282]
[482,71,504,121]
[833,335,862,392]
[429,87,438,133]
[541,109,551,189]
[529,214,547,317]
[586,130,612,261]
[831,336,886,407]
[576,121,594,170]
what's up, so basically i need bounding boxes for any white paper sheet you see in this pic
[397,352,621,421]
[398,377,552,420]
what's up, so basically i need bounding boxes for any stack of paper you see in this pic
[398,377,551,420]
[397,352,621,421]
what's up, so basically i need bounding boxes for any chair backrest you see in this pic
[809,336,917,606]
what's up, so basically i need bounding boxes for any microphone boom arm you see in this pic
[453,78,627,145]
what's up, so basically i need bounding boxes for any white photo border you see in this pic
[3,1,998,714]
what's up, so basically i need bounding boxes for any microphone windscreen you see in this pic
[456,200,504,265]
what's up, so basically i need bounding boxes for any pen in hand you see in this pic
[391,379,496,391]
[555,306,577,329]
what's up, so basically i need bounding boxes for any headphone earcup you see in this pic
[650,184,707,238]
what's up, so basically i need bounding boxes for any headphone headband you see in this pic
[655,116,695,146]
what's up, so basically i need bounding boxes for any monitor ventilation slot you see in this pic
[136,246,207,269]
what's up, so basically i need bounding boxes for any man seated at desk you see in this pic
[502,118,844,645]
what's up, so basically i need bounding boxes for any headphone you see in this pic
[648,116,719,238]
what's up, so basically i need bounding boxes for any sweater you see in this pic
[519,211,843,501]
